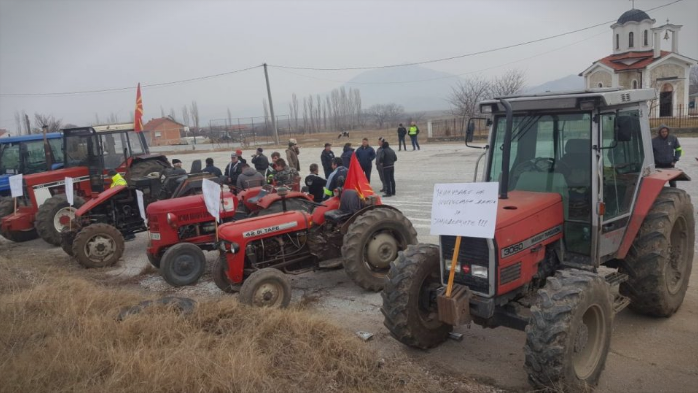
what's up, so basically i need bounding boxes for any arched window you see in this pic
[632,80,638,89]
[598,82,604,88]
[629,32,634,48]
[616,34,619,49]
[644,30,648,46]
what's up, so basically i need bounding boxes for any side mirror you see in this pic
[465,117,491,149]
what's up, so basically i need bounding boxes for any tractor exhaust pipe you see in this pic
[499,99,513,200]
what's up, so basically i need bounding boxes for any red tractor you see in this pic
[146,185,316,287]
[1,124,170,245]
[381,89,694,392]
[213,187,418,307]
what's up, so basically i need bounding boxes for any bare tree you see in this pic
[14,111,21,135]
[291,93,299,131]
[33,113,63,133]
[226,107,233,130]
[407,111,427,125]
[367,103,404,129]
[448,75,492,120]
[94,113,101,125]
[23,112,31,135]
[490,69,527,98]
[107,112,119,124]
[190,101,200,130]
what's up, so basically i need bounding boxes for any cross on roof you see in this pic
[629,0,635,9]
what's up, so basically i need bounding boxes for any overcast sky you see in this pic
[1,0,696,132]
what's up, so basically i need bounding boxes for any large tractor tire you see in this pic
[341,208,418,291]
[35,194,85,246]
[239,268,292,308]
[128,160,166,182]
[72,223,125,268]
[0,196,14,219]
[60,229,77,256]
[160,243,207,287]
[0,197,38,242]
[524,269,613,392]
[212,255,240,293]
[620,187,694,317]
[147,252,161,269]
[381,244,452,349]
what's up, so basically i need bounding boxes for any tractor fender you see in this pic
[340,205,403,235]
[255,191,314,209]
[75,185,129,218]
[616,169,689,259]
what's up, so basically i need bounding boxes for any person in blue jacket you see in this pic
[341,143,354,168]
[355,138,376,182]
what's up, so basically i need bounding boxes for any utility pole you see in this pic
[24,114,31,135]
[263,63,279,145]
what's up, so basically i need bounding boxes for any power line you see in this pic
[0,64,263,97]
[267,0,683,71]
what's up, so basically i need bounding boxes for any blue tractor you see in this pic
[0,133,63,219]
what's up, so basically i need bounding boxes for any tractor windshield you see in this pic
[0,143,20,175]
[488,112,593,254]
[127,131,148,155]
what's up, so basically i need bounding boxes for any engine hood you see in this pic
[496,191,562,229]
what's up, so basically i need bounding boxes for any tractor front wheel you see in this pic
[61,228,77,256]
[160,243,207,287]
[239,268,292,308]
[381,244,452,349]
[524,269,613,392]
[620,187,695,317]
[0,196,14,219]
[72,223,125,268]
[212,255,240,293]
[35,194,85,246]
[341,208,418,291]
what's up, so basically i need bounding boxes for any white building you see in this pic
[580,8,697,117]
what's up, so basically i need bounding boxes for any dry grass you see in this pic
[0,259,475,393]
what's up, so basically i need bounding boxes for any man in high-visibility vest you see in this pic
[108,169,127,188]
[408,122,421,151]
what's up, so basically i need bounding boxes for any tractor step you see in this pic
[604,271,629,286]
[613,293,631,313]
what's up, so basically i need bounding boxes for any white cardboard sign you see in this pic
[202,178,221,223]
[136,189,147,224]
[430,182,499,239]
[9,174,23,198]
[65,177,74,206]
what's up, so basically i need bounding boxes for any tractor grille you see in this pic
[500,262,521,285]
[440,236,490,294]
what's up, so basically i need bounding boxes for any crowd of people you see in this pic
[154,122,423,201]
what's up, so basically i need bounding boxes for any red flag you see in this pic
[134,83,143,132]
[344,154,374,199]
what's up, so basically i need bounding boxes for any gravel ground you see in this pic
[4,139,698,392]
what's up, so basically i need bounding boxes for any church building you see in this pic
[580,8,696,117]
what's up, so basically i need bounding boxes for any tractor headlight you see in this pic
[166,213,178,229]
[218,240,240,254]
[471,265,488,279]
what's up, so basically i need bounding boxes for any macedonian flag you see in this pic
[134,83,143,132]
[344,153,374,199]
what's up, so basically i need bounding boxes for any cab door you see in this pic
[597,108,645,258]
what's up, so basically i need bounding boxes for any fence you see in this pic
[206,115,294,147]
[428,117,489,140]
[649,104,698,129]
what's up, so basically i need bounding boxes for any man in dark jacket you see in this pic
[652,124,682,187]
[325,157,347,200]
[341,143,354,168]
[375,138,385,192]
[236,163,265,190]
[224,154,243,188]
[304,163,327,203]
[379,141,397,197]
[320,143,335,178]
[251,148,269,175]
[286,139,300,172]
[355,138,376,182]
[202,157,222,177]
[397,123,407,151]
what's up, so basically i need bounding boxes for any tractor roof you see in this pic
[92,123,135,132]
[480,88,655,113]
[0,132,62,144]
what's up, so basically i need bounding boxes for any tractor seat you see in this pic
[324,209,354,224]
[324,189,363,224]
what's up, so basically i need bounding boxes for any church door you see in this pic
[660,83,673,117]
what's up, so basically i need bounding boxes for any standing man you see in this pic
[408,122,420,151]
[286,139,300,172]
[224,153,243,188]
[380,141,397,197]
[251,148,269,175]
[320,143,335,178]
[355,138,376,182]
[397,123,407,151]
[202,158,222,177]
[341,143,354,168]
[304,163,327,203]
[652,124,682,187]
[375,137,385,192]
[236,163,265,190]
[266,151,282,184]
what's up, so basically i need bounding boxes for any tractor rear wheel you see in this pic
[239,268,292,308]
[381,244,452,349]
[160,243,207,287]
[35,194,85,246]
[212,255,240,293]
[127,160,166,182]
[0,197,38,242]
[0,196,14,219]
[147,252,161,268]
[341,208,418,291]
[72,223,125,268]
[524,269,613,392]
[621,188,694,317]
[60,228,77,256]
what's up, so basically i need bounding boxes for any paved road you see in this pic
[5,139,697,392]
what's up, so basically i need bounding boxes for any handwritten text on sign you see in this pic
[430,182,499,238]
